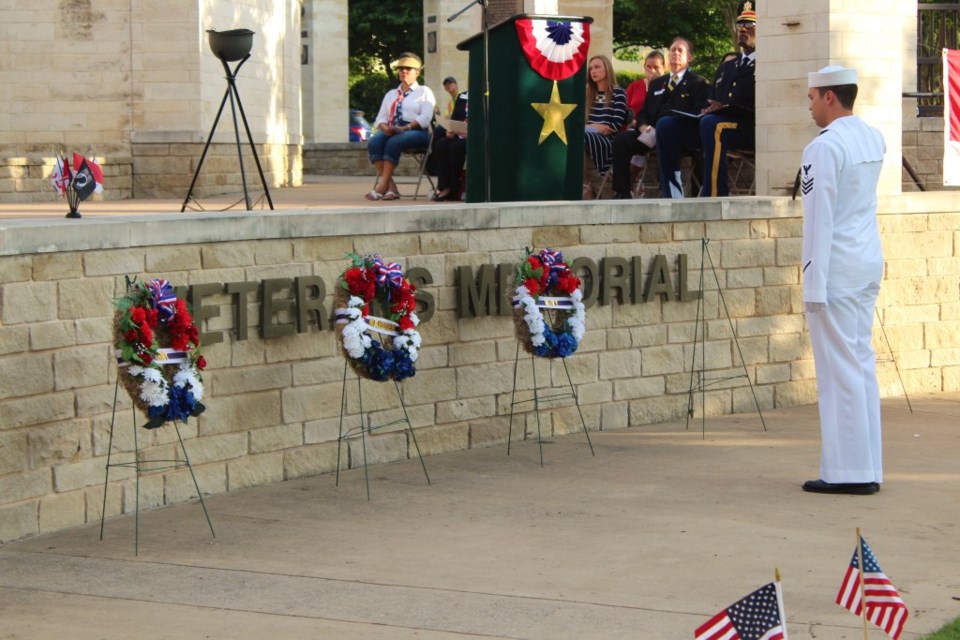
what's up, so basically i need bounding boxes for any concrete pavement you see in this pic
[1,394,959,639]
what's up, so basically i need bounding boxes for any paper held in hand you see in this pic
[440,118,467,135]
[638,127,656,148]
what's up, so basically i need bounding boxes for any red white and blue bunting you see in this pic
[515,18,590,81]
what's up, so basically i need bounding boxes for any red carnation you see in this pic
[398,315,415,332]
[140,324,153,348]
[140,352,153,365]
[524,277,540,296]
[145,307,159,328]
[196,356,207,370]
[527,256,541,269]
[130,306,146,324]
[124,329,138,343]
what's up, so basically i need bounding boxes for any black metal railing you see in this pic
[912,3,960,117]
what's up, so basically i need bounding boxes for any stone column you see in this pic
[304,0,349,143]
[560,0,612,61]
[758,0,912,196]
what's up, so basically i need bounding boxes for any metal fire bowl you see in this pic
[207,29,255,62]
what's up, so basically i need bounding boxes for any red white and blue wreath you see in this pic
[511,248,586,358]
[515,18,591,81]
[334,253,421,382]
[113,279,206,429]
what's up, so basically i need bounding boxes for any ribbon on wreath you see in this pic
[146,278,178,321]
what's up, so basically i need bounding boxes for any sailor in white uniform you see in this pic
[799,65,886,496]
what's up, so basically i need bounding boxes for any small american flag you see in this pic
[695,582,786,640]
[836,536,908,639]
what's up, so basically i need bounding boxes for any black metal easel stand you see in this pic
[687,238,767,437]
[180,55,274,212]
[335,363,431,500]
[99,376,215,555]
[507,340,595,466]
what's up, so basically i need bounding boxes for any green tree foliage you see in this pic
[348,1,424,75]
[613,0,739,78]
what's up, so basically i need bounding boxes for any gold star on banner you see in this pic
[531,81,577,145]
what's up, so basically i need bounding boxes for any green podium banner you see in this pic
[458,15,592,203]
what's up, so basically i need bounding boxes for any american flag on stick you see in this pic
[695,581,787,640]
[836,534,909,640]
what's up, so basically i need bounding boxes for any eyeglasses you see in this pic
[736,22,756,29]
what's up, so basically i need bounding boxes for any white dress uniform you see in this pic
[801,110,885,485]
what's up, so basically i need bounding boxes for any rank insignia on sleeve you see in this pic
[801,163,814,195]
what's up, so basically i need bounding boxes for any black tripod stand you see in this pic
[181,54,274,212]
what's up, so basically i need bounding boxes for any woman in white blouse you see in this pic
[366,52,436,200]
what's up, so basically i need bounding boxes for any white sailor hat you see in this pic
[808,65,858,88]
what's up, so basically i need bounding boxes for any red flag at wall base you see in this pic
[943,49,960,185]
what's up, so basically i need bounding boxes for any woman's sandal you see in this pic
[382,191,400,200]
[365,190,384,201]
[582,183,593,199]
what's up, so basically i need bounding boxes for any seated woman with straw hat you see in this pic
[366,52,436,201]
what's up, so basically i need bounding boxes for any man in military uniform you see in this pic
[799,65,886,495]
[655,1,757,197]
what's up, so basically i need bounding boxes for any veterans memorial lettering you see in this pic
[178,254,694,345]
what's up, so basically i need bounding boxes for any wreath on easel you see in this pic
[333,253,421,382]
[510,248,586,358]
[113,279,207,429]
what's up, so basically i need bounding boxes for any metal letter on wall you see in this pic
[189,282,225,346]
[456,264,499,318]
[570,257,599,308]
[600,257,629,306]
[645,254,676,302]
[407,266,436,322]
[226,281,258,340]
[260,278,296,338]
[295,276,326,332]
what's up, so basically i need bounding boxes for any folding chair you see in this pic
[727,149,756,195]
[370,121,437,200]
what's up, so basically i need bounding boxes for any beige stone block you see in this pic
[878,214,928,233]
[54,345,109,390]
[756,286,793,316]
[736,314,804,337]
[927,213,960,231]
[0,392,74,431]
[580,224,639,244]
[76,317,115,345]
[284,442,342,480]
[596,349,643,379]
[662,298,707,323]
[53,457,109,492]
[345,431,408,468]
[456,361,516,398]
[294,234,354,262]
[304,416,343,444]
[353,234,420,260]
[597,401,626,430]
[774,379,818,407]
[38,490,86,534]
[720,239,776,268]
[83,249,145,277]
[27,419,92,469]
[684,339,734,370]
[227,451,284,490]
[251,240,294,266]
[448,341,497,367]
[249,423,303,453]
[776,237,802,266]
[30,320,77,350]
[611,299,662,326]
[900,368,944,394]
[85,483,123,521]
[185,432,248,465]
[728,268,763,288]
[764,266,799,286]
[58,278,114,320]
[878,304,940,325]
[0,468,51,505]
[928,258,960,276]
[0,501,39,543]
[733,385,774,414]
[638,345,683,376]
[469,416,512,447]
[706,221,752,240]
[883,232,953,260]
[769,218,802,238]
[419,231,469,255]
[397,368,457,404]
[756,363,791,384]
[211,364,292,395]
[925,321,960,350]
[628,395,688,426]
[613,376,665,400]
[292,358,348,386]
[280,383,342,424]
[530,226,579,249]
[78,385,132,420]
[265,332,335,363]
[572,380,611,405]
[202,243,257,268]
[413,423,469,456]
[638,224,672,243]
[0,353,54,400]
[943,366,960,392]
[0,256,31,283]
[436,396,497,423]
[201,390,282,435]
[145,246,202,272]
[673,222,707,241]
[33,253,83,280]
[548,354,599,386]
[630,325,668,347]
[122,473,165,512]
[164,464,227,502]
[942,303,960,321]
[0,325,29,355]
[606,328,631,350]
[2,281,57,324]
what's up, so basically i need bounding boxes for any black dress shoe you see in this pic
[612,191,632,200]
[802,479,879,495]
